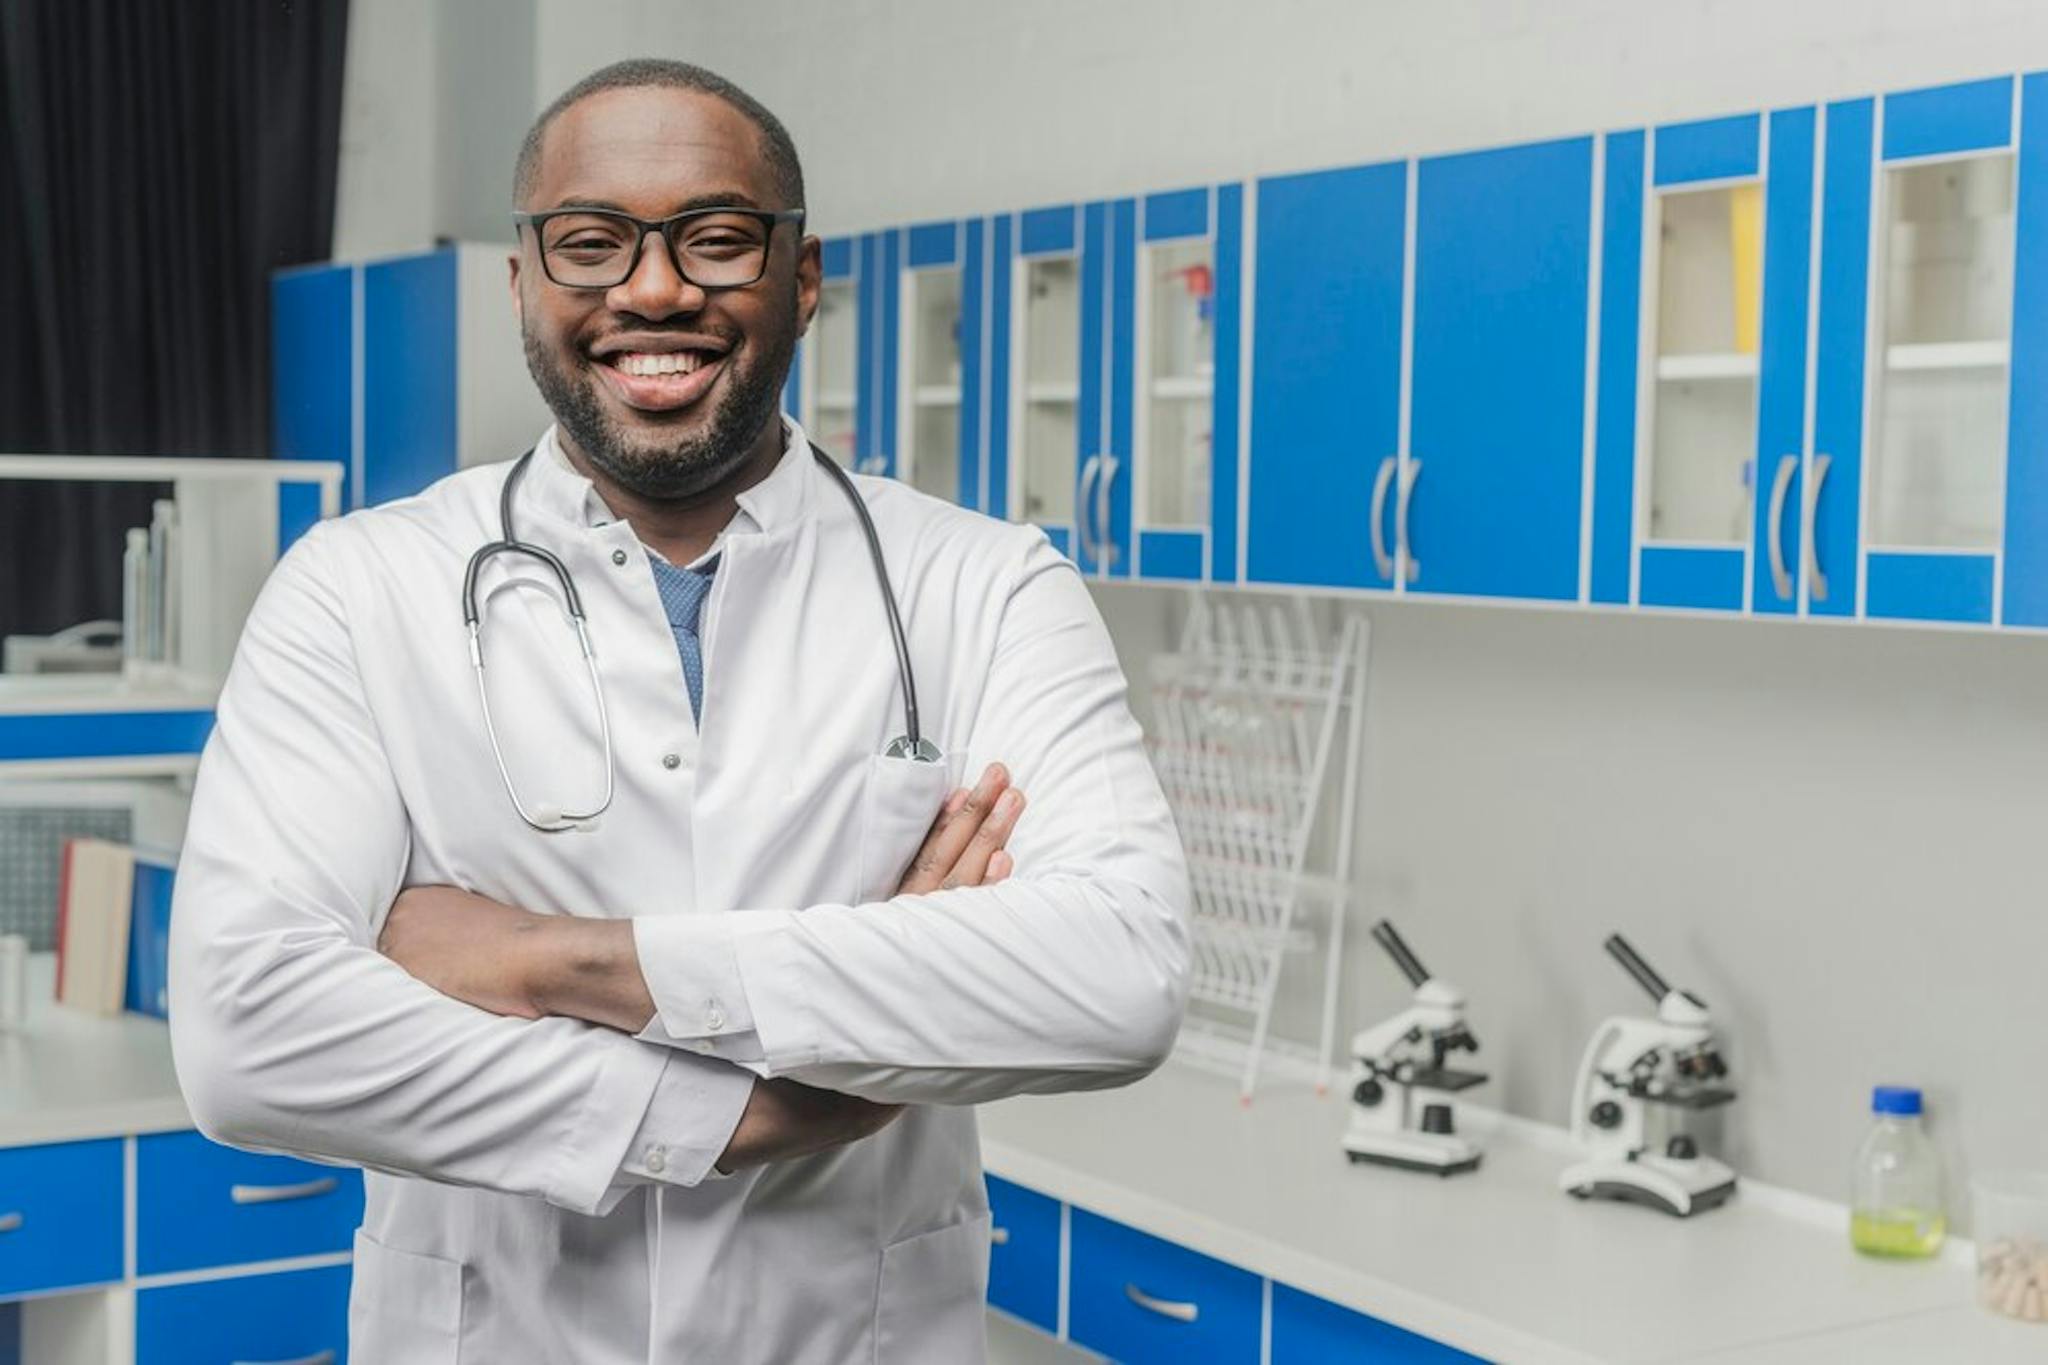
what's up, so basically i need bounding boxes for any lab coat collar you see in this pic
[520,416,821,538]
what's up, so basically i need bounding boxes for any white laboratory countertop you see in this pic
[1,954,190,1147]
[8,958,2041,1363]
[977,1061,2044,1365]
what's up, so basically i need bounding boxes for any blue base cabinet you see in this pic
[0,1139,123,1299]
[1271,1283,1487,1363]
[136,1263,353,1365]
[985,1176,1492,1364]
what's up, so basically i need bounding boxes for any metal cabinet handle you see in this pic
[231,1353,335,1365]
[1396,458,1423,584]
[1368,456,1397,581]
[0,1211,20,1234]
[1803,453,1833,603]
[1076,455,1103,561]
[1765,454,1798,601]
[1124,1282,1199,1323]
[230,1177,338,1206]
[989,1225,1011,1246]
[1096,454,1121,569]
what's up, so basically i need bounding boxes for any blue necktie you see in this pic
[649,554,718,724]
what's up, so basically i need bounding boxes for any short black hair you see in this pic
[514,59,805,211]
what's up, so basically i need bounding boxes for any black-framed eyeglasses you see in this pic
[511,205,806,290]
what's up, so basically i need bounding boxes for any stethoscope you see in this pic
[461,444,937,833]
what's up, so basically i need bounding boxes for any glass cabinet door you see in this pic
[900,264,963,503]
[1138,237,1214,531]
[1868,152,2014,550]
[807,274,858,464]
[1015,254,1080,528]
[1645,183,1763,546]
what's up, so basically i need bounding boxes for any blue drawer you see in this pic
[137,1263,352,1365]
[986,1175,1061,1332]
[1271,1282,1489,1362]
[137,1131,364,1275]
[0,1138,123,1299]
[1068,1208,1261,1364]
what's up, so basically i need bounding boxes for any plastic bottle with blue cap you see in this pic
[1850,1085,1947,1257]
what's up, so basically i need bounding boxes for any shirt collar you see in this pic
[523,416,820,546]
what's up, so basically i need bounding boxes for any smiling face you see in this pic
[511,85,820,501]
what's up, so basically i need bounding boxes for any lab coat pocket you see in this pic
[855,753,953,903]
[348,1228,464,1363]
[874,1213,994,1364]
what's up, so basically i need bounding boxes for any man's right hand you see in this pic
[714,763,1025,1174]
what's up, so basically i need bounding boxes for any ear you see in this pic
[507,247,524,325]
[794,234,823,337]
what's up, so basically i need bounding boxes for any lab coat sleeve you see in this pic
[633,532,1192,1105]
[168,524,752,1214]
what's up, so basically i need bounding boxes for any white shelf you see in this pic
[814,389,857,409]
[913,385,962,407]
[1886,341,2010,372]
[1150,375,1214,400]
[0,670,219,717]
[1025,382,1080,404]
[1656,352,1759,382]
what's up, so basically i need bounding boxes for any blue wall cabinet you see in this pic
[1839,76,2027,625]
[859,229,903,477]
[897,220,982,508]
[1001,201,1139,574]
[1407,136,1596,602]
[273,244,550,510]
[792,235,862,465]
[1245,162,1410,591]
[1128,186,1246,582]
[1593,110,1819,615]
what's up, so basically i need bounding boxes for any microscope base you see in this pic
[1559,1155,1737,1217]
[1345,1146,1483,1177]
[1341,1128,1484,1177]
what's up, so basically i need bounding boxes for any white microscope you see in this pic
[1559,935,1738,1217]
[1342,920,1487,1176]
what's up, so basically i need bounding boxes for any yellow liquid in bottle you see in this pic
[1851,1209,1947,1258]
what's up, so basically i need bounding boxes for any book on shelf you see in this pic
[56,837,134,1016]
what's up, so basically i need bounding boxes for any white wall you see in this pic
[496,1,2048,1217]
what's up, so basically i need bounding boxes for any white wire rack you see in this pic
[1148,594,1370,1102]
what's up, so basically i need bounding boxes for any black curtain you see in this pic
[0,0,349,640]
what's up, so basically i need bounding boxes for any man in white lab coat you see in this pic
[168,58,1191,1364]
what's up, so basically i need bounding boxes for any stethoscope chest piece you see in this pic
[884,735,943,763]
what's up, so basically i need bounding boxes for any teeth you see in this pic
[617,352,709,377]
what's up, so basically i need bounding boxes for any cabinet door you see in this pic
[985,1175,1061,1334]
[1748,106,1820,617]
[798,235,859,466]
[1011,204,1085,558]
[2007,72,2048,626]
[1850,75,2021,625]
[0,1138,122,1298]
[136,1263,352,1365]
[272,262,354,545]
[1270,1283,1488,1363]
[899,220,971,506]
[1245,161,1409,590]
[1130,185,1244,583]
[136,1130,364,1276]
[857,229,903,478]
[1408,137,1593,601]
[1077,199,1136,579]
[363,248,459,509]
[1067,1208,1261,1364]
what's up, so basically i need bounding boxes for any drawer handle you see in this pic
[0,1211,20,1234]
[990,1225,1011,1246]
[1124,1282,1199,1323]
[230,1352,335,1365]
[230,1177,339,1205]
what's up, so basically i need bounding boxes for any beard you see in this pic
[522,318,796,502]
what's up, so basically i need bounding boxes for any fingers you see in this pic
[987,850,1014,883]
[898,763,1010,895]
[941,787,1025,891]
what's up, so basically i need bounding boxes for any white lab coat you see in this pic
[167,421,1191,1364]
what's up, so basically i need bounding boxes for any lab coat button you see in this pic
[644,1145,667,1174]
[611,548,629,566]
[706,1003,726,1031]
[662,753,682,770]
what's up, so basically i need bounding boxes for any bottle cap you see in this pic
[1872,1085,1923,1116]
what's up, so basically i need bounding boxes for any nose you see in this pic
[606,227,707,321]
